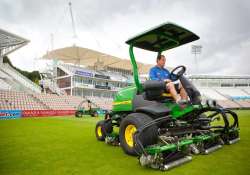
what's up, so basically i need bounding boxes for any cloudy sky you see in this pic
[1,0,249,75]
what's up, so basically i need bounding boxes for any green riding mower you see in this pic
[75,100,99,117]
[95,23,240,171]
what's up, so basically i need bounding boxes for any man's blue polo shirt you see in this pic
[149,66,170,81]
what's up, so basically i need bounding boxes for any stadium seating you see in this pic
[235,101,250,108]
[0,90,48,110]
[242,88,250,95]
[60,95,85,109]
[216,88,250,108]
[217,100,242,109]
[198,87,250,108]
[0,90,87,110]
[32,93,75,110]
[199,88,228,100]
[86,96,113,110]
[216,88,248,97]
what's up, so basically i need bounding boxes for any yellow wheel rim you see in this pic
[97,126,102,137]
[125,124,137,147]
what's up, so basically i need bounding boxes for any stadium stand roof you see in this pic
[0,28,29,57]
[42,46,153,74]
[0,29,41,93]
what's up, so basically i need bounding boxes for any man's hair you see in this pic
[156,54,164,62]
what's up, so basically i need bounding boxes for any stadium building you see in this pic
[1,29,250,115]
[42,46,153,109]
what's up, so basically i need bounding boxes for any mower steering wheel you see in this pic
[169,65,186,81]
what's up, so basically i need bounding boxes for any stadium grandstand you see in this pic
[189,75,250,108]
[41,46,154,110]
[1,29,250,115]
[0,28,41,93]
[0,29,88,115]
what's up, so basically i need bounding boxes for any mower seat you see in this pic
[143,80,174,101]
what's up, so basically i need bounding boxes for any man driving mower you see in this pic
[149,54,188,104]
[95,22,240,171]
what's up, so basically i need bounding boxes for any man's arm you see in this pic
[164,69,172,83]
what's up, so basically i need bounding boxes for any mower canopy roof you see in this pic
[126,22,200,52]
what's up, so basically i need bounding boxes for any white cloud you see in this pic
[1,0,249,75]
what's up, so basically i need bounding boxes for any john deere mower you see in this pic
[95,23,240,171]
[75,100,99,117]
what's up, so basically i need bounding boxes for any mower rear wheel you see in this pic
[119,113,158,156]
[93,111,98,117]
[75,111,83,118]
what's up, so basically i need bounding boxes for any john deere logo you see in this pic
[113,100,132,105]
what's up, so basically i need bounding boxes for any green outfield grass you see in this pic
[0,111,250,175]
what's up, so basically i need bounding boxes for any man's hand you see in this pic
[164,79,171,83]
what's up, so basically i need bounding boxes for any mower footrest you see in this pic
[204,144,222,154]
[228,137,240,145]
[163,156,192,171]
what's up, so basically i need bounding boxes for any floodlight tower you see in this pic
[191,45,202,74]
[69,2,77,39]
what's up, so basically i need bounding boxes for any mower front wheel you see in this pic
[119,113,158,156]
[95,120,113,141]
[95,120,106,141]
